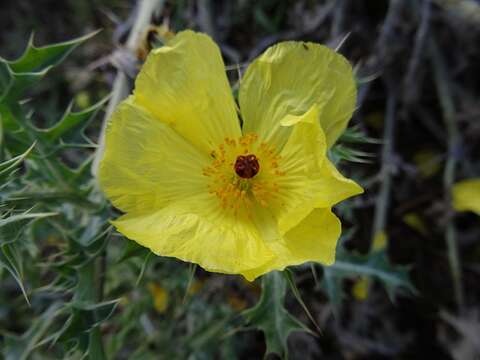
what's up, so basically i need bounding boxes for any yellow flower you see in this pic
[99,31,363,281]
[372,230,387,251]
[352,276,369,301]
[452,178,480,215]
[148,282,169,313]
[402,212,428,235]
[413,149,441,178]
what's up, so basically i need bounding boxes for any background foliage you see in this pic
[1,0,480,359]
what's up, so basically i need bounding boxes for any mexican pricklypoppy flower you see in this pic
[99,31,363,280]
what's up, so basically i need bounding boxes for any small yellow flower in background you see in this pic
[402,212,428,235]
[364,111,384,131]
[137,24,176,61]
[75,91,91,110]
[186,279,204,295]
[372,230,387,251]
[352,276,369,301]
[148,282,169,313]
[227,292,248,311]
[452,178,480,215]
[413,149,442,178]
[99,31,363,281]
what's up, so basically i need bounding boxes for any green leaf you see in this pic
[0,69,48,103]
[321,248,417,313]
[0,103,29,147]
[0,210,57,228]
[0,61,11,94]
[187,315,232,350]
[330,144,376,164]
[70,299,119,330]
[332,126,379,164]
[321,266,344,317]
[117,239,150,263]
[242,272,308,358]
[284,269,321,334]
[0,30,100,102]
[0,142,35,181]
[339,125,381,144]
[40,96,109,142]
[0,210,57,304]
[2,303,62,360]
[6,31,101,73]
[332,250,417,300]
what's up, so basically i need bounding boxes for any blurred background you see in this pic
[1,0,480,359]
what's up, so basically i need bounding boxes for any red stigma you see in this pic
[234,154,260,179]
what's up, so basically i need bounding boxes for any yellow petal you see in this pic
[452,178,480,215]
[112,194,275,276]
[134,30,241,154]
[281,207,340,266]
[274,105,326,233]
[271,106,362,234]
[239,41,356,149]
[242,208,341,281]
[98,97,210,213]
[313,158,364,208]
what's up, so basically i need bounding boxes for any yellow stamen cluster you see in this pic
[203,133,285,216]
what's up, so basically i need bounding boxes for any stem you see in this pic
[92,0,164,176]
[368,0,405,252]
[74,259,106,359]
[430,37,464,310]
[10,103,70,190]
[404,0,431,104]
[370,92,396,250]
[6,191,99,210]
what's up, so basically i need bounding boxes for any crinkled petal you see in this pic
[98,97,210,213]
[312,158,364,208]
[134,30,241,154]
[239,41,356,149]
[242,208,341,281]
[274,105,327,233]
[269,105,362,234]
[452,178,480,215]
[112,194,276,275]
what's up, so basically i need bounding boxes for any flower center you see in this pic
[234,154,260,179]
[203,133,285,216]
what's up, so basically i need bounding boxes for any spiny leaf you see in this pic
[339,125,381,144]
[0,30,100,102]
[5,30,101,73]
[331,144,376,164]
[1,303,62,360]
[39,96,109,142]
[187,316,232,350]
[284,269,321,334]
[0,69,48,103]
[333,250,417,300]
[69,299,120,329]
[321,266,344,317]
[242,272,309,358]
[0,210,57,228]
[0,142,35,181]
[117,238,150,263]
[321,248,416,312]
[0,210,57,304]
[333,126,379,164]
